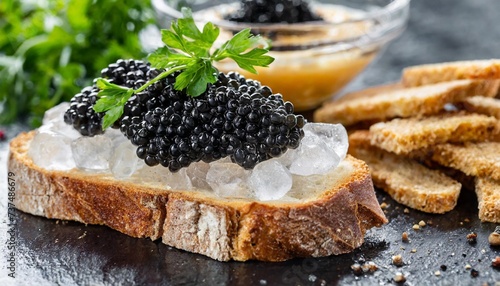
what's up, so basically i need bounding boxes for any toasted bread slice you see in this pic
[348,131,461,214]
[335,82,403,103]
[314,80,499,126]
[462,96,500,119]
[474,177,500,223]
[431,142,500,181]
[8,131,387,262]
[369,112,500,155]
[402,59,500,87]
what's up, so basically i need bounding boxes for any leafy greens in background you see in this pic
[0,0,156,126]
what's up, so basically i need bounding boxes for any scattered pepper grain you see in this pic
[470,269,479,277]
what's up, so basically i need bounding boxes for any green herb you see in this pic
[95,8,274,130]
[0,0,155,126]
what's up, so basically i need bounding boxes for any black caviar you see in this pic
[120,71,304,172]
[226,0,322,24]
[64,59,158,136]
[64,60,305,172]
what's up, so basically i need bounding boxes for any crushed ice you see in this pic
[28,103,349,201]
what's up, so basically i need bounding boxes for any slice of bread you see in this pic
[431,142,500,180]
[462,96,500,119]
[8,131,387,262]
[369,112,500,155]
[348,131,461,214]
[474,177,500,223]
[335,82,403,103]
[314,80,499,126]
[402,59,500,87]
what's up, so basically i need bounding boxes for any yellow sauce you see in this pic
[217,49,376,111]
[199,4,379,111]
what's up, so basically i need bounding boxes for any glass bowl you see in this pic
[152,0,410,111]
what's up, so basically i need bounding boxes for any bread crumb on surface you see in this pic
[466,232,478,244]
[412,224,420,230]
[392,254,404,266]
[465,264,472,270]
[77,231,87,240]
[393,272,406,283]
[351,263,362,275]
[489,227,500,246]
[361,261,378,273]
[418,220,426,227]
[410,249,417,253]
[404,208,410,214]
[434,270,441,276]
[380,202,389,209]
[492,257,500,268]
[402,232,409,242]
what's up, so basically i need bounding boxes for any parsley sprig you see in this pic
[94,8,274,130]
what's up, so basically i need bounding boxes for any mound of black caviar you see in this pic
[65,59,305,172]
[64,59,159,136]
[226,0,323,24]
[120,71,305,172]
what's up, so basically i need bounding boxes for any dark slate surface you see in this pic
[1,0,500,285]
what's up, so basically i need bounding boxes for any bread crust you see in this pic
[8,131,387,261]
[475,177,500,223]
[431,142,500,181]
[402,60,500,87]
[462,96,500,119]
[349,131,461,214]
[369,112,500,155]
[314,80,499,126]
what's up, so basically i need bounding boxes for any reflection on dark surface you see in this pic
[14,189,500,285]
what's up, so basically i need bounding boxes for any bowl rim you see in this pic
[152,0,410,30]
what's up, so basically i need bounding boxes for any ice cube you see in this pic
[40,102,82,140]
[42,102,70,125]
[103,128,128,147]
[28,132,76,170]
[110,141,142,179]
[288,132,341,176]
[185,161,211,190]
[303,123,348,160]
[164,168,193,190]
[206,161,252,198]
[71,135,113,172]
[132,165,192,190]
[132,165,168,185]
[248,159,292,201]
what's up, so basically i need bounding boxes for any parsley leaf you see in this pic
[94,8,274,130]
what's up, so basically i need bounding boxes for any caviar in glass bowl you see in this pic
[152,0,410,111]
